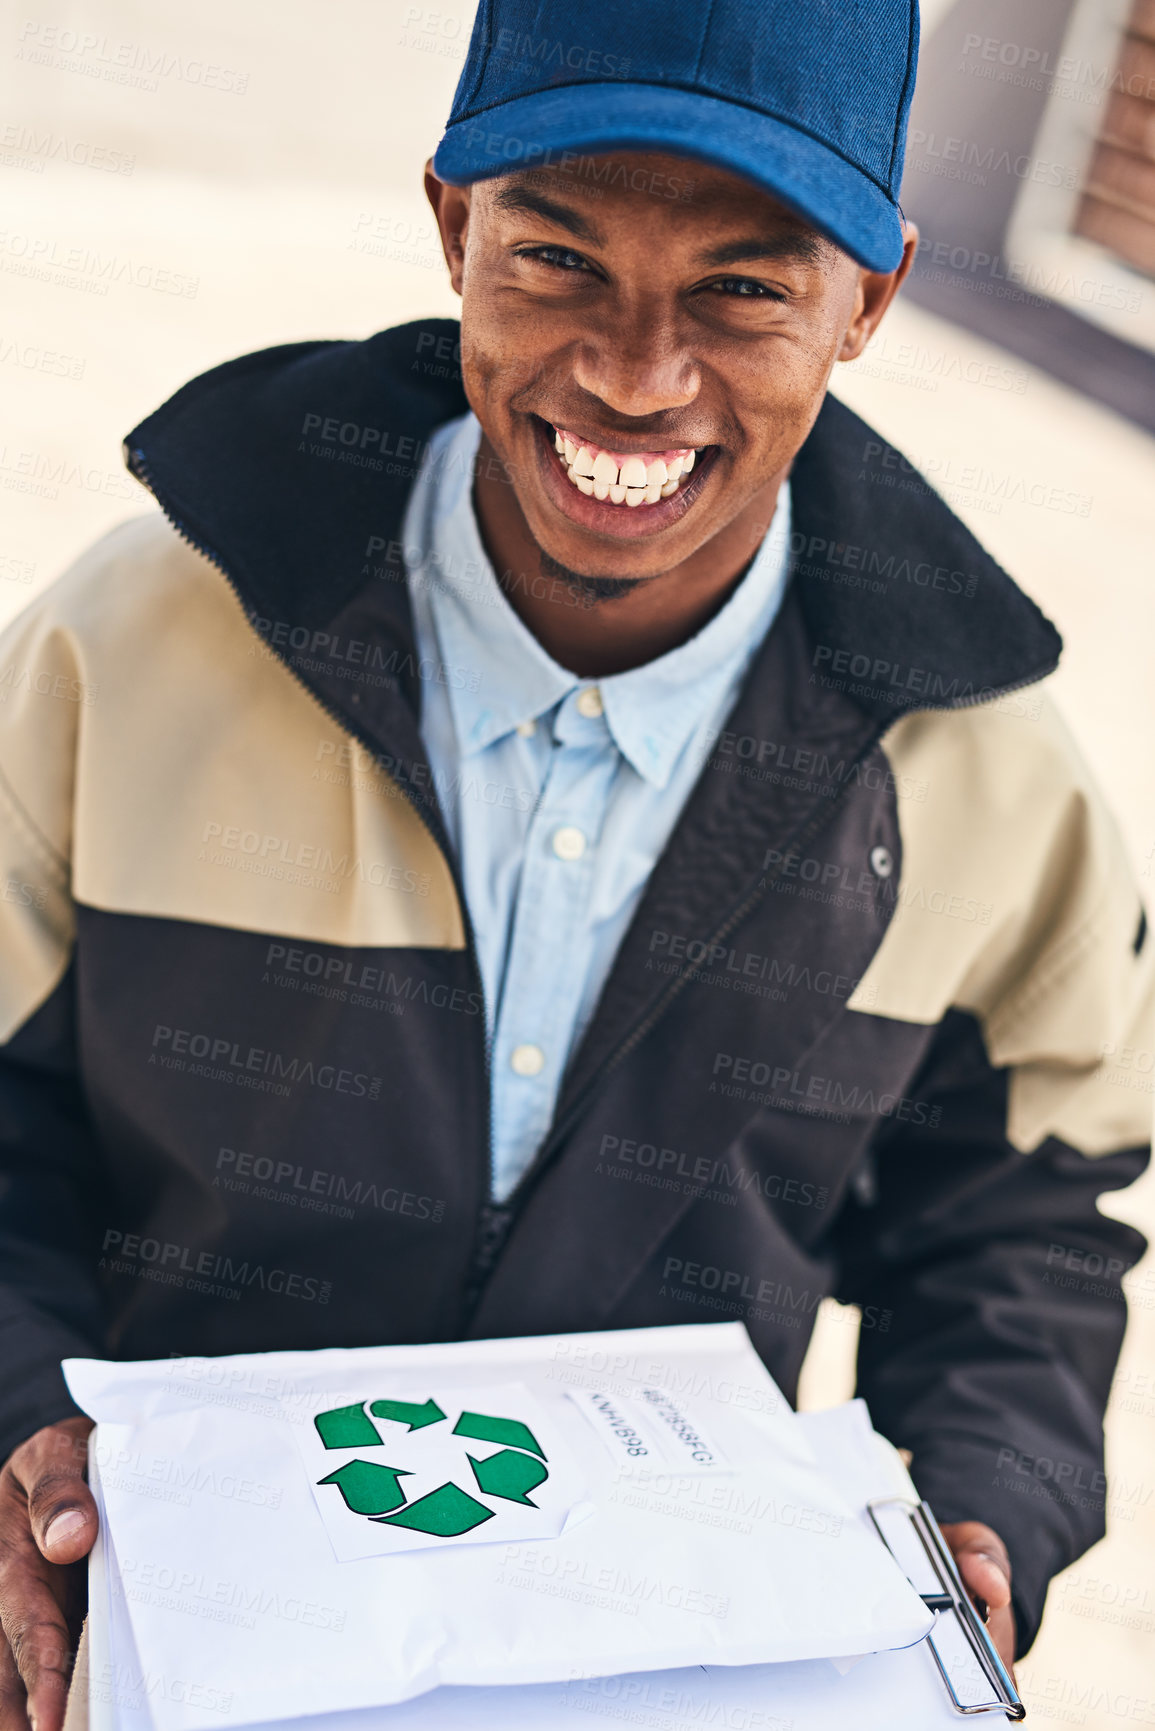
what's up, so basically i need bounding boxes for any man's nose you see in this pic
[571,322,700,420]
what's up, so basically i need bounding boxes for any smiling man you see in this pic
[442,159,896,676]
[1,1,1153,1724]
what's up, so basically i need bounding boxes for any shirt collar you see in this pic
[406,415,573,756]
[598,491,792,787]
[406,412,792,786]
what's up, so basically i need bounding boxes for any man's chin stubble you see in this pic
[537,548,657,607]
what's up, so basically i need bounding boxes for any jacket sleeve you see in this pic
[832,1010,1148,1654]
[833,702,1155,1656]
[0,585,111,1461]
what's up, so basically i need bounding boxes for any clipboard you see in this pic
[868,1496,1025,1720]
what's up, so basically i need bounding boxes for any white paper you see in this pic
[68,1325,934,1731]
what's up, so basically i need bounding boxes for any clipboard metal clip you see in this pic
[868,1496,1026,1721]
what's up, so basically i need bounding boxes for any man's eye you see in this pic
[515,245,593,273]
[707,277,785,300]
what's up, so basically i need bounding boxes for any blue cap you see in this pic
[433,0,919,274]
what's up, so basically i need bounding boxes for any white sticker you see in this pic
[568,1386,731,1474]
[295,1381,586,1560]
[566,1388,666,1463]
[636,1386,729,1471]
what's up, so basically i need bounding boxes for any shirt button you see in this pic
[576,686,604,719]
[552,825,587,861]
[516,719,536,738]
[870,844,894,879]
[510,1043,545,1077]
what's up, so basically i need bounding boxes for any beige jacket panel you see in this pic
[850,694,1154,1155]
[0,515,465,1041]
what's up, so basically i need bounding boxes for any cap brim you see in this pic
[433,82,904,273]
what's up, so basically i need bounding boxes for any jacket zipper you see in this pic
[125,447,499,1308]
[500,723,887,1219]
[496,651,1062,1234]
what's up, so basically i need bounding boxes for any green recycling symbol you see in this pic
[314,1398,549,1537]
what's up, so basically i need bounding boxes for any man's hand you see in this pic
[0,1419,97,1731]
[939,1520,1016,1675]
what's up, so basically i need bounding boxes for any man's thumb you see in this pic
[20,1421,99,1563]
[40,1505,97,1562]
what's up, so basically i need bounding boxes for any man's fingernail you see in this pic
[44,1508,87,1550]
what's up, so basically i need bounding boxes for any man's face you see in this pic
[428,152,907,587]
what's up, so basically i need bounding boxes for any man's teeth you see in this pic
[552,427,699,506]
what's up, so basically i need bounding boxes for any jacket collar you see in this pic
[125,317,1062,732]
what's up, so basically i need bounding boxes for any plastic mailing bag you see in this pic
[66,1323,933,1731]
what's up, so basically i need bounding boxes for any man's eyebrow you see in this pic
[700,234,828,268]
[492,184,604,246]
[491,186,827,267]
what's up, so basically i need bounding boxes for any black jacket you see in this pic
[0,320,1150,1653]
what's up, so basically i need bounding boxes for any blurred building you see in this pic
[903,0,1155,429]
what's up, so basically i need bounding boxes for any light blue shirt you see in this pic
[404,413,792,1202]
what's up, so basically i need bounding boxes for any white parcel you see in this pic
[65,1323,934,1731]
[82,1401,999,1731]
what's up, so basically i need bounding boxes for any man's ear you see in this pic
[424,162,471,297]
[837,219,920,363]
